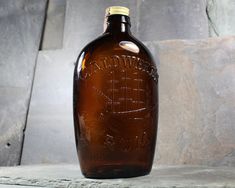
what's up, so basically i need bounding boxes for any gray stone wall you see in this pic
[207,0,235,36]
[0,0,235,166]
[0,0,47,166]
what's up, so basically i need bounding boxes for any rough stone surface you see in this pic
[0,0,47,166]
[21,50,78,164]
[0,185,39,188]
[207,0,235,37]
[137,0,209,41]
[0,165,235,188]
[145,36,235,166]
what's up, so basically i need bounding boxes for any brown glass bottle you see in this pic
[73,6,158,179]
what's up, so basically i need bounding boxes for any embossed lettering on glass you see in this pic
[73,6,159,178]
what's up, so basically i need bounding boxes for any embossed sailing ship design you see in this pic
[105,69,152,115]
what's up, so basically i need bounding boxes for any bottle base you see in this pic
[82,164,151,179]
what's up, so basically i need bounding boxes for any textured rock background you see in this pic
[207,0,235,37]
[0,0,235,166]
[148,37,235,166]
[137,0,209,41]
[0,0,47,166]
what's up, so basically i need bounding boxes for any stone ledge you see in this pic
[0,165,235,188]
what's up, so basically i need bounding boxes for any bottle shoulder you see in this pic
[76,33,155,67]
[127,34,154,60]
[74,33,158,81]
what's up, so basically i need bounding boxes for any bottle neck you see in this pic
[104,15,131,35]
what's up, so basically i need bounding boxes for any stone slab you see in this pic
[207,0,235,37]
[0,185,39,188]
[21,50,78,164]
[0,165,235,187]
[0,0,47,166]
[145,36,235,166]
[137,0,209,41]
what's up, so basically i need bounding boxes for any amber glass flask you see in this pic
[73,6,158,178]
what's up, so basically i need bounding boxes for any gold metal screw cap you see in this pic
[105,6,129,16]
